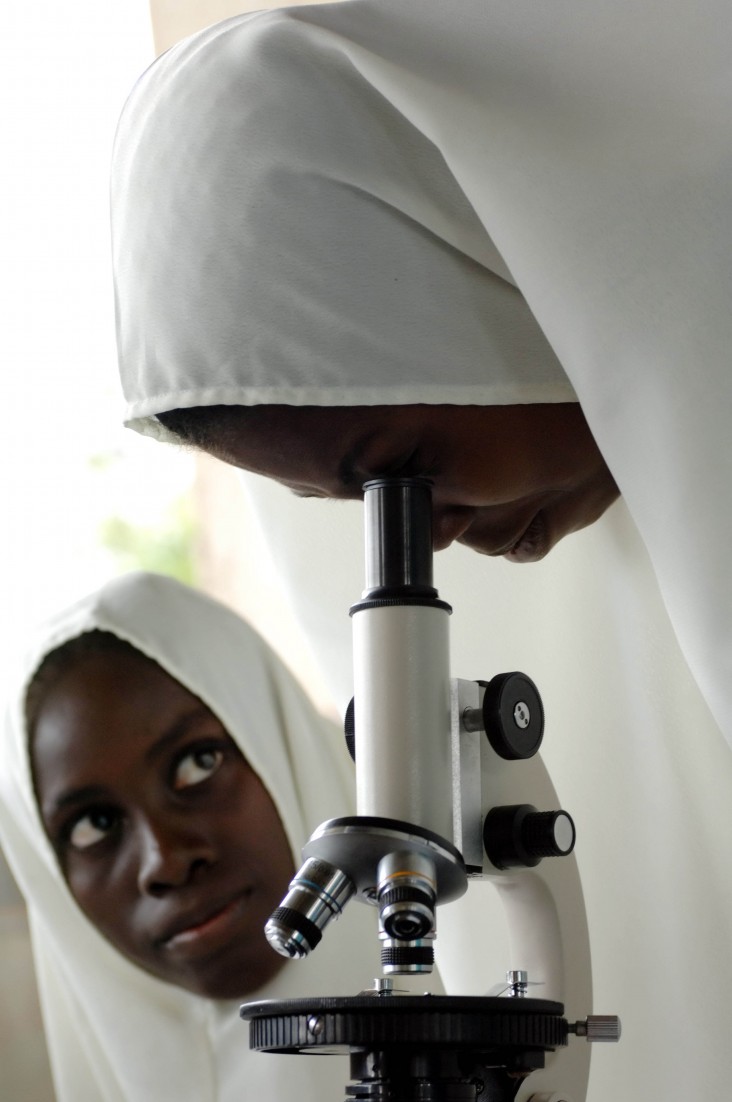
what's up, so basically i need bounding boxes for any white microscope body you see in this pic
[246,478,619,1101]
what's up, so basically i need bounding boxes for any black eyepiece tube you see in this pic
[363,478,436,598]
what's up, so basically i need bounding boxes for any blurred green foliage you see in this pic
[99,497,198,586]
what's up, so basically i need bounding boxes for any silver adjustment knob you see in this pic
[570,1015,622,1042]
[506,969,528,997]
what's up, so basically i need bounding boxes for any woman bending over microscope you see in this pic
[0,572,390,1102]
[113,0,732,747]
[109,3,732,1098]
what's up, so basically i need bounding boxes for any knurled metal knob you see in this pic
[483,804,576,870]
[570,1015,622,1042]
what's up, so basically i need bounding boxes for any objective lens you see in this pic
[380,940,435,974]
[379,884,435,940]
[265,857,355,959]
[377,851,436,974]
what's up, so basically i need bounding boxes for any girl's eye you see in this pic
[68,809,118,850]
[173,747,224,790]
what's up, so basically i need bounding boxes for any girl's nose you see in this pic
[136,817,215,896]
[431,506,475,552]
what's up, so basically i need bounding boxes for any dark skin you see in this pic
[195,403,620,562]
[31,647,295,1000]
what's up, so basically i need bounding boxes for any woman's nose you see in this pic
[431,505,475,552]
[136,816,215,896]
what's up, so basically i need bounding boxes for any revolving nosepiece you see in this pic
[265,857,355,959]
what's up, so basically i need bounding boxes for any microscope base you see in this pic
[241,994,568,1101]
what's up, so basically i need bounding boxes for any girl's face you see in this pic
[31,647,295,1000]
[207,403,619,562]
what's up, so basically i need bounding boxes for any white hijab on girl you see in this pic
[0,572,383,1102]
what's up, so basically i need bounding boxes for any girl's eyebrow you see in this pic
[47,784,108,820]
[143,705,218,764]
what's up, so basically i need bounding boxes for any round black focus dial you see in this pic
[478,673,544,760]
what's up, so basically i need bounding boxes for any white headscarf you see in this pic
[0,572,384,1102]
[112,2,732,746]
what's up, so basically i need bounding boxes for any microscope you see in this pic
[241,478,620,1101]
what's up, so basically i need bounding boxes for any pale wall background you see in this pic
[1,2,340,1098]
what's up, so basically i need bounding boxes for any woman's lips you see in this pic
[504,512,550,563]
[458,510,551,562]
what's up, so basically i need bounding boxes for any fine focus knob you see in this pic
[483,804,576,870]
[478,673,544,760]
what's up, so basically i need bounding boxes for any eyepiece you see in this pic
[362,478,436,598]
[265,857,355,959]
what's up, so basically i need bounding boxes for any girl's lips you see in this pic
[162,891,252,955]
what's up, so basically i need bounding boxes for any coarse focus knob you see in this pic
[570,1015,622,1042]
[344,697,356,761]
[483,804,576,870]
[478,673,544,760]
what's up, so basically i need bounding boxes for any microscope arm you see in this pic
[449,679,593,1099]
